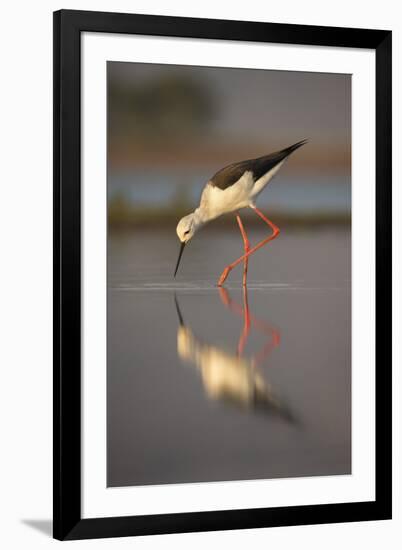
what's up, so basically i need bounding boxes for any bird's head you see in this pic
[176,213,197,243]
[174,213,200,277]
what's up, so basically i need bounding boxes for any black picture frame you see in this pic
[53,9,392,541]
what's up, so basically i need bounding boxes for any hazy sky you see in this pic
[108,62,351,147]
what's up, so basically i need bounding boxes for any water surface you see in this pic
[107,227,351,486]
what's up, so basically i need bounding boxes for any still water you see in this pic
[107,226,351,487]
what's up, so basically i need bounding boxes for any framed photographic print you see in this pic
[53,9,392,540]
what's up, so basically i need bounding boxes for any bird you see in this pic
[174,139,308,286]
[174,290,294,421]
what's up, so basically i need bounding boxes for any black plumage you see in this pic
[210,139,308,190]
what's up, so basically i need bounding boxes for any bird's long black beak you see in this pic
[174,294,185,326]
[174,241,186,277]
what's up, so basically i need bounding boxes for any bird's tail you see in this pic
[282,139,309,156]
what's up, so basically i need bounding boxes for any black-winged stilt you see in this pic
[174,290,293,419]
[174,139,308,286]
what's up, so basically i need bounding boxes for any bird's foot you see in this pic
[218,286,231,305]
[217,266,231,286]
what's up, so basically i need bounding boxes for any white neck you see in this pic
[192,207,208,228]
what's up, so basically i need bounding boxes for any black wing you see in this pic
[210,139,308,190]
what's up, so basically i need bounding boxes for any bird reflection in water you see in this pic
[175,288,294,421]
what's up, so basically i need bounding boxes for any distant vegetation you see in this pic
[108,72,216,144]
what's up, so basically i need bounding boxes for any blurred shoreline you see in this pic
[108,204,351,229]
[108,171,351,229]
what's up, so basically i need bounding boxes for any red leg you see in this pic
[219,286,251,356]
[237,286,251,355]
[218,286,231,308]
[218,206,280,286]
[218,286,280,363]
[252,327,281,368]
[219,286,280,339]
[236,214,250,286]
